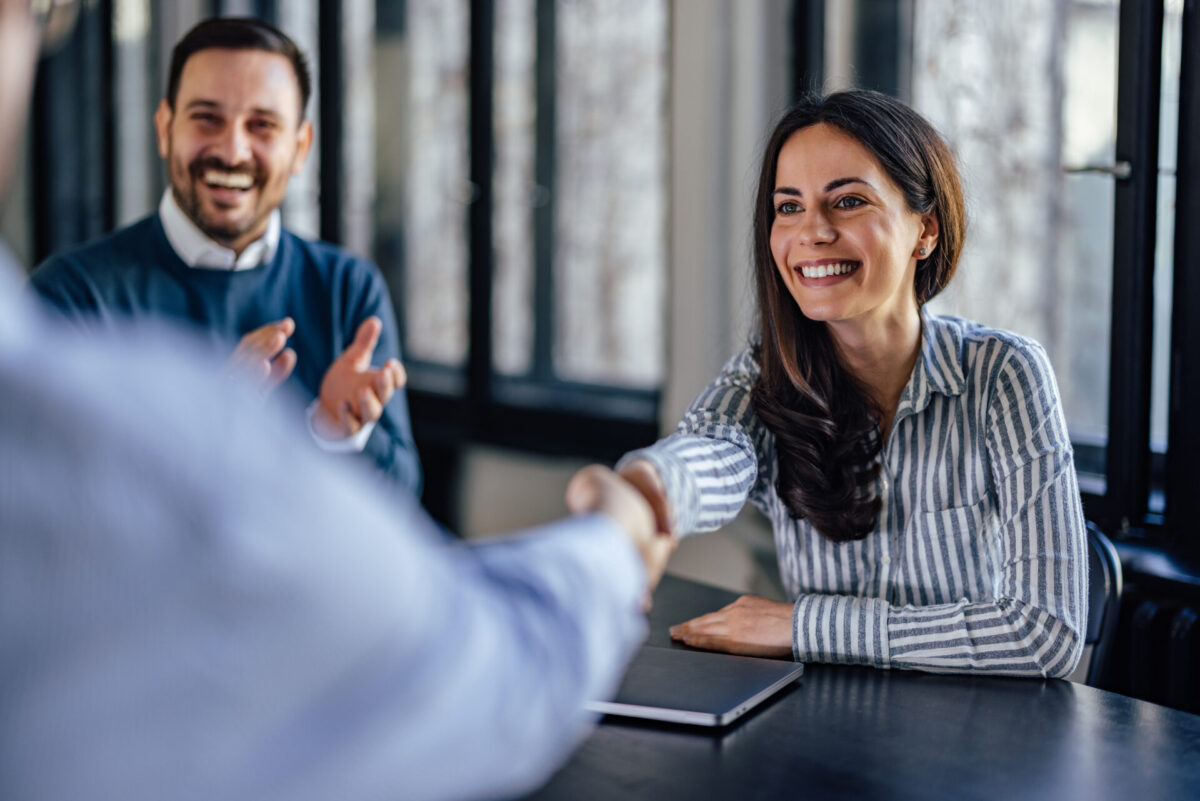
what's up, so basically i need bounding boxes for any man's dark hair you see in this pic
[166,17,312,120]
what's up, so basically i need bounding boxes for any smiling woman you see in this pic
[606,90,1088,678]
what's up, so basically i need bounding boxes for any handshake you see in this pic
[565,462,676,596]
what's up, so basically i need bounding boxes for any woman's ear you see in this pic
[915,210,940,258]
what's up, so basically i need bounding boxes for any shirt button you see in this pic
[881,555,892,566]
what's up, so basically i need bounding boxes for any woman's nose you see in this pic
[796,209,835,247]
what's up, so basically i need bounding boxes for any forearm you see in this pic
[618,432,756,534]
[420,515,647,797]
[792,593,1081,677]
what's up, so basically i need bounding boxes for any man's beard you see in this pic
[170,154,266,246]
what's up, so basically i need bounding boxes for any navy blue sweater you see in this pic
[32,214,422,495]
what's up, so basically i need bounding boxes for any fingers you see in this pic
[669,611,726,642]
[261,347,297,396]
[350,360,406,424]
[668,597,794,658]
[356,386,384,424]
[369,359,406,407]
[318,320,406,434]
[344,316,383,369]
[229,319,296,393]
[566,465,671,591]
[565,465,604,516]
[233,317,295,361]
[375,359,406,396]
[337,401,364,436]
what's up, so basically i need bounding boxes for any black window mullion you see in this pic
[1166,0,1200,556]
[31,0,115,265]
[532,0,556,383]
[318,0,343,244]
[254,0,278,23]
[468,0,496,411]
[1104,0,1163,533]
[791,0,824,96]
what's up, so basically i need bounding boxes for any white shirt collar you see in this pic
[158,189,281,271]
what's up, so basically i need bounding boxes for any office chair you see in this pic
[1084,521,1123,687]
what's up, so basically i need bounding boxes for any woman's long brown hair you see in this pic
[750,90,966,542]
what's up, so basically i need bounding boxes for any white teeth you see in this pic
[204,170,253,189]
[798,261,857,279]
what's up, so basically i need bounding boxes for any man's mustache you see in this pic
[189,157,262,183]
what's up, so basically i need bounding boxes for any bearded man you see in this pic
[32,16,420,493]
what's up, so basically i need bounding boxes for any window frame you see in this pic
[1165,0,1200,560]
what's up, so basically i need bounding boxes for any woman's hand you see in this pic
[670,595,794,658]
[566,465,676,596]
[617,459,673,535]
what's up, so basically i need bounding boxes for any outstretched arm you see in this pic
[2,328,657,800]
[617,349,770,536]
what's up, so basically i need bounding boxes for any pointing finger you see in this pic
[344,317,383,369]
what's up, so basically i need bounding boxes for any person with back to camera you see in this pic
[0,4,675,799]
[604,89,1087,676]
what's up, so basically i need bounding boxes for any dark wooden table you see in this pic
[524,574,1200,801]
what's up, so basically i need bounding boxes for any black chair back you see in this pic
[1085,522,1123,687]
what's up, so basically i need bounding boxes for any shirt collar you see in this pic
[158,189,280,271]
[896,311,968,419]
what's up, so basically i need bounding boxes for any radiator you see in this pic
[1111,591,1200,714]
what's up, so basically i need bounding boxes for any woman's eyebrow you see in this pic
[772,177,876,196]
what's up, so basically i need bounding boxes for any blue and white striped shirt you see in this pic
[622,313,1087,677]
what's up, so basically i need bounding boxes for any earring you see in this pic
[919,247,928,257]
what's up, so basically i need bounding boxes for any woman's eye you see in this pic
[776,200,801,215]
[834,196,865,209]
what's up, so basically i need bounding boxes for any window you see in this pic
[794,0,1200,555]
[371,0,668,463]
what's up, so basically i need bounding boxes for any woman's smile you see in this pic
[792,258,861,283]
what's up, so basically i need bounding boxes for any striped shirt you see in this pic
[621,313,1087,677]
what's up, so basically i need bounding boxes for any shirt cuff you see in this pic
[306,399,376,453]
[615,446,702,535]
[792,594,891,668]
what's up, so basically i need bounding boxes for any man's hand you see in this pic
[566,465,676,597]
[314,316,406,440]
[669,595,794,658]
[229,317,297,396]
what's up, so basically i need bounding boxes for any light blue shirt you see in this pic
[621,313,1086,677]
[1,245,647,801]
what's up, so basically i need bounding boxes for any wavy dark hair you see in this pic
[750,90,965,542]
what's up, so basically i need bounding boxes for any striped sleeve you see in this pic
[792,341,1088,677]
[617,350,767,535]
